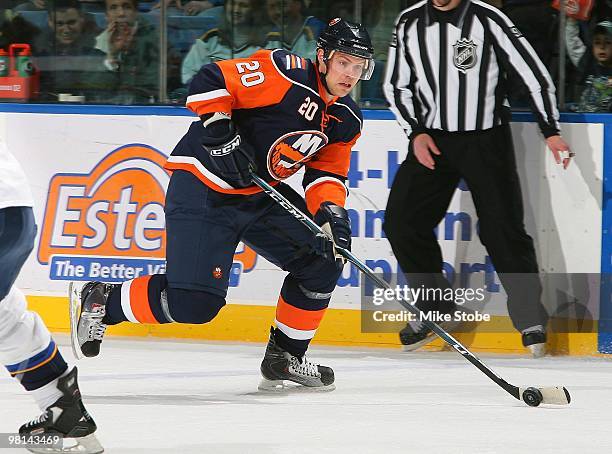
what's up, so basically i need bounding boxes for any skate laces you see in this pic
[290,356,320,377]
[87,323,107,341]
[24,411,49,428]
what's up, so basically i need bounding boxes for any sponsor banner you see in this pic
[1,113,604,319]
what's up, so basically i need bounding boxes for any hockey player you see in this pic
[73,18,374,390]
[0,142,102,453]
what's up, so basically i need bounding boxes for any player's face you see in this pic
[593,34,612,65]
[106,0,137,25]
[50,9,84,45]
[322,51,365,97]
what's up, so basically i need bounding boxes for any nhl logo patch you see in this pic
[453,38,477,73]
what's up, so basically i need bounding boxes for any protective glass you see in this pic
[328,51,375,81]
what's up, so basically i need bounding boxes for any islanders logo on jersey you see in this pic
[267,131,328,180]
[38,144,257,284]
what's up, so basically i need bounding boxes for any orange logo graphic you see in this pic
[38,144,257,284]
[267,131,328,180]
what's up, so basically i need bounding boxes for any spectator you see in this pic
[359,0,396,106]
[0,9,41,50]
[264,0,324,58]
[501,0,557,107]
[78,1,106,13]
[35,0,111,100]
[151,0,186,15]
[181,0,262,85]
[14,0,47,12]
[577,20,612,111]
[151,0,226,16]
[502,0,557,65]
[96,0,178,102]
[183,0,224,16]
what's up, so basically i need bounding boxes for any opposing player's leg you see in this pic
[72,170,239,358]
[0,207,101,453]
[383,146,461,350]
[243,185,342,390]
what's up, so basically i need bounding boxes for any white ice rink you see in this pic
[2,336,612,454]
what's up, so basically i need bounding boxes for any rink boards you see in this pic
[0,105,609,355]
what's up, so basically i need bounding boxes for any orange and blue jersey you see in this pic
[165,48,362,214]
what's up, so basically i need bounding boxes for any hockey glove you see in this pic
[313,201,351,263]
[201,113,256,188]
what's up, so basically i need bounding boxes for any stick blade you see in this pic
[520,386,571,405]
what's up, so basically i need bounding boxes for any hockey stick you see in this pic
[250,171,570,407]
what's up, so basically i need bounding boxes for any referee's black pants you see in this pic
[383,125,548,332]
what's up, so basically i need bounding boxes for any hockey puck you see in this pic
[522,387,544,407]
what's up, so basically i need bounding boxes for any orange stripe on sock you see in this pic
[129,276,158,324]
[9,344,58,376]
[276,295,326,331]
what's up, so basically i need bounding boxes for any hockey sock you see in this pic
[0,287,68,391]
[5,339,68,391]
[30,366,72,410]
[274,276,330,357]
[104,274,173,324]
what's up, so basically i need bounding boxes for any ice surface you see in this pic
[2,335,611,453]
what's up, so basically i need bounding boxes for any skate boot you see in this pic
[399,321,436,351]
[259,328,335,391]
[522,326,547,358]
[70,281,115,358]
[20,367,104,454]
[399,309,463,351]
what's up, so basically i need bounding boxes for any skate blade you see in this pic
[27,433,104,453]
[258,378,336,393]
[527,343,546,358]
[68,282,84,360]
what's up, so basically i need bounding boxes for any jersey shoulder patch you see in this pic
[269,49,313,87]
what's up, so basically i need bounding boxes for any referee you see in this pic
[382,0,573,357]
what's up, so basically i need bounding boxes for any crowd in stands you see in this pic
[0,0,610,111]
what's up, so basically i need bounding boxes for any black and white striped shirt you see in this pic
[383,0,560,139]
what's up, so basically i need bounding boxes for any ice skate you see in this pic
[20,367,103,453]
[259,328,335,392]
[522,326,547,358]
[400,317,462,351]
[70,282,115,359]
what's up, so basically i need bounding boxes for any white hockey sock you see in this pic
[30,367,71,411]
